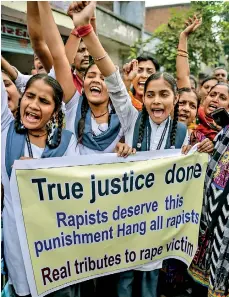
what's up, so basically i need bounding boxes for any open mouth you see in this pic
[179,113,189,121]
[138,81,145,89]
[208,104,218,112]
[82,60,89,65]
[25,111,40,123]
[90,86,102,96]
[151,108,164,118]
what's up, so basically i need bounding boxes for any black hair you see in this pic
[189,75,197,89]
[136,72,178,151]
[14,74,64,148]
[77,61,115,144]
[200,76,218,87]
[207,82,229,95]
[136,56,160,72]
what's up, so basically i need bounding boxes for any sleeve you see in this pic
[1,76,14,132]
[48,66,56,79]
[14,68,32,93]
[65,91,81,136]
[104,68,138,133]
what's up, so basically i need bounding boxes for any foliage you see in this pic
[129,1,228,76]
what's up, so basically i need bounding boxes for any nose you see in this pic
[29,98,40,110]
[182,103,190,112]
[141,69,148,78]
[153,95,161,104]
[83,49,89,58]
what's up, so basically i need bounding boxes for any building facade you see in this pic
[1,1,150,74]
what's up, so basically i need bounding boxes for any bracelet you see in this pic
[76,23,93,37]
[178,48,188,54]
[71,28,80,38]
[93,52,108,61]
[177,53,189,58]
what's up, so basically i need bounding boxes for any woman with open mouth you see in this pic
[31,1,135,159]
[1,64,81,296]
[122,56,160,111]
[175,15,214,153]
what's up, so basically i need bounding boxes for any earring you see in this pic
[47,116,57,146]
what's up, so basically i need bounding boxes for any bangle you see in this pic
[177,53,189,58]
[71,28,80,38]
[178,49,188,54]
[76,24,93,37]
[93,52,107,61]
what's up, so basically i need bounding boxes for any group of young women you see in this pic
[1,2,229,297]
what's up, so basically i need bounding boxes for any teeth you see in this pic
[90,87,101,92]
[139,82,145,85]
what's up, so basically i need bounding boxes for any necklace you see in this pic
[28,131,47,138]
[91,109,108,119]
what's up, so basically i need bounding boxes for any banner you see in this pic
[11,150,208,297]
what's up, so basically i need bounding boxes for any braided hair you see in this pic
[136,105,148,151]
[136,72,178,149]
[14,74,64,148]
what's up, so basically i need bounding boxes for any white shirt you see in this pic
[1,78,79,295]
[14,67,56,93]
[65,92,124,155]
[105,69,188,271]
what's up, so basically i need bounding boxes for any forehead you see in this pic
[26,79,54,96]
[203,79,218,87]
[215,69,227,75]
[2,72,11,81]
[86,64,102,75]
[179,92,198,104]
[210,85,229,95]
[138,60,155,69]
[146,77,173,91]
[78,41,87,51]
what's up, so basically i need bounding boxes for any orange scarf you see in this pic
[129,91,143,111]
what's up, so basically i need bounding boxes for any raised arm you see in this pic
[37,1,76,103]
[71,1,115,77]
[65,2,97,66]
[27,2,53,73]
[176,15,202,89]
[1,56,18,81]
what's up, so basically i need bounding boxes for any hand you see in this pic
[68,1,96,28]
[182,15,202,36]
[123,59,138,82]
[114,142,136,158]
[197,138,214,153]
[181,145,192,155]
[19,157,34,160]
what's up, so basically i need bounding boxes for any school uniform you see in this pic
[104,69,189,297]
[65,91,124,155]
[1,80,80,296]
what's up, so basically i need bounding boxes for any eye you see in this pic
[40,98,50,104]
[146,92,154,98]
[4,82,11,87]
[138,68,143,73]
[220,95,227,101]
[161,92,169,98]
[147,69,154,75]
[178,101,185,105]
[190,104,197,110]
